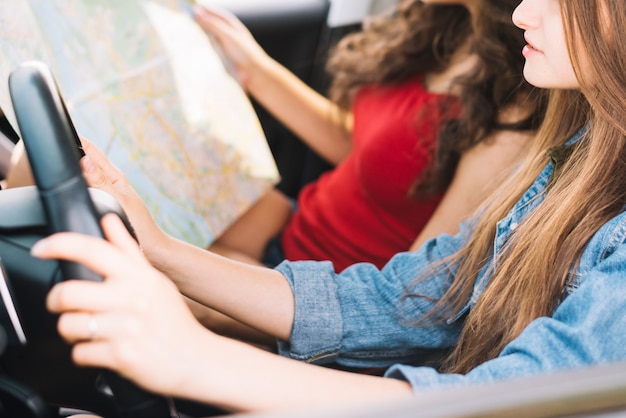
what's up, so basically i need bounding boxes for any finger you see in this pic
[194,5,249,35]
[194,4,241,27]
[80,155,109,189]
[57,312,102,343]
[79,140,125,190]
[79,138,110,171]
[101,214,143,258]
[71,340,119,371]
[194,8,236,40]
[72,334,147,378]
[31,230,142,280]
[80,142,145,219]
[58,310,141,342]
[47,280,124,314]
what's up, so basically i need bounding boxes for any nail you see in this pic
[30,238,49,256]
[81,155,95,174]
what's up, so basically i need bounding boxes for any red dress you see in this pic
[281,78,458,271]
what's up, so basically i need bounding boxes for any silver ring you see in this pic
[87,315,98,341]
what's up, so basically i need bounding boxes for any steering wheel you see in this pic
[3,61,175,417]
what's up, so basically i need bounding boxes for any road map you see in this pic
[0,0,278,247]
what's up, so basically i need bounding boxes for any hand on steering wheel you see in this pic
[9,61,176,418]
[36,214,213,402]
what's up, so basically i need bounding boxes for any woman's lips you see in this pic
[522,36,542,57]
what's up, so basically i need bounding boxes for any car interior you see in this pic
[0,1,625,417]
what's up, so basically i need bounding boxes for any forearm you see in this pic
[148,235,295,341]
[37,215,412,413]
[411,129,532,251]
[182,333,413,412]
[247,57,353,165]
[79,141,295,339]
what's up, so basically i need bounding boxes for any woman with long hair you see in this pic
[202,0,546,271]
[36,0,626,412]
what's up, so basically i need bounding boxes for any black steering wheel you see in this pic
[3,61,175,417]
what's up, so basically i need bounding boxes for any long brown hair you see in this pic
[325,0,547,196]
[406,0,626,374]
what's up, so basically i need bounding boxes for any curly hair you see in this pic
[325,0,548,196]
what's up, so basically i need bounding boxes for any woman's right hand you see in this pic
[193,5,270,89]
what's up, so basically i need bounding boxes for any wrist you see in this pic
[245,54,282,97]
[140,227,173,268]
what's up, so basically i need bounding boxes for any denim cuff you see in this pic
[275,260,343,364]
[385,364,468,392]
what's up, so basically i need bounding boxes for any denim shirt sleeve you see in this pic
[275,221,471,368]
[386,240,626,392]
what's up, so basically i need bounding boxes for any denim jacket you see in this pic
[275,128,626,393]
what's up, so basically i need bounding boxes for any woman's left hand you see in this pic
[34,214,214,398]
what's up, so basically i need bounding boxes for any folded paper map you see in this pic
[0,0,279,247]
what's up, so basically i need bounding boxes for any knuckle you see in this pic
[120,316,142,337]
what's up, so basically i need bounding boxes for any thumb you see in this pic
[79,138,126,192]
[80,154,109,189]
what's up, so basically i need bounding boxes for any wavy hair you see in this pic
[404,0,626,374]
[325,0,548,196]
